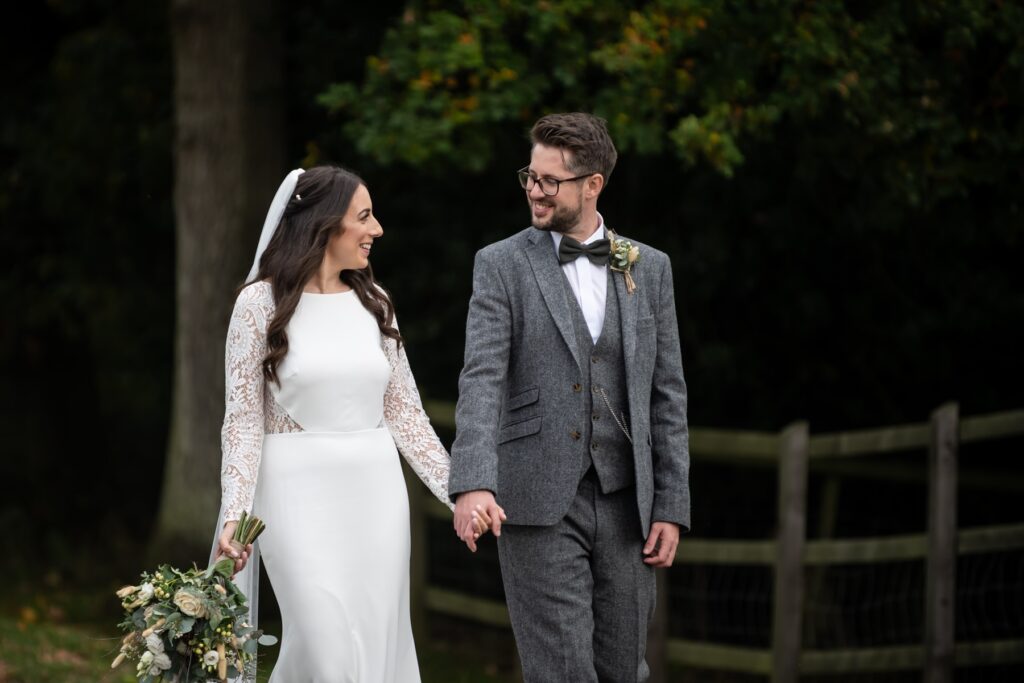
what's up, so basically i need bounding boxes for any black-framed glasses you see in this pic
[517,166,595,196]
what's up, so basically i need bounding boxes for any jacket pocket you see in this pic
[506,387,539,411]
[498,416,542,444]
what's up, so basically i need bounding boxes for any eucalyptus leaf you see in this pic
[207,604,223,630]
[257,634,279,646]
[211,558,235,579]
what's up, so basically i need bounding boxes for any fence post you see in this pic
[772,421,809,683]
[403,462,427,645]
[647,567,669,683]
[804,474,842,648]
[924,402,959,683]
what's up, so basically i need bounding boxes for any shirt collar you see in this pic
[550,212,606,254]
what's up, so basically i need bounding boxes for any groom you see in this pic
[449,112,690,682]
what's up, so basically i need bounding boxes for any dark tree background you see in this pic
[1,0,1022,585]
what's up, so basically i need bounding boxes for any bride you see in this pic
[210,166,492,682]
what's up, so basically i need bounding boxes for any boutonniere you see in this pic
[606,229,640,294]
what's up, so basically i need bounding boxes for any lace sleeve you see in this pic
[382,316,453,510]
[220,282,274,522]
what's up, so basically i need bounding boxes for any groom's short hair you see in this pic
[530,112,618,185]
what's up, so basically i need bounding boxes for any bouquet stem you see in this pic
[231,511,266,550]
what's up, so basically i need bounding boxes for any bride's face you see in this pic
[326,184,383,271]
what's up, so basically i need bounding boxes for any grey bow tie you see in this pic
[558,236,610,265]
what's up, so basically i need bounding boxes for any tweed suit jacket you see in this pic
[449,226,690,535]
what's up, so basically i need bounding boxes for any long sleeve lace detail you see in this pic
[382,318,453,510]
[220,282,278,523]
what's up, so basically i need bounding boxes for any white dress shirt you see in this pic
[550,213,608,343]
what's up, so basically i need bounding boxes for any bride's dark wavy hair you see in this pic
[246,165,401,384]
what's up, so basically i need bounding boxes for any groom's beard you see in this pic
[530,197,583,234]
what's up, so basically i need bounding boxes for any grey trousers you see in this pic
[496,469,656,683]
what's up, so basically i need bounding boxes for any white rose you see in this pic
[203,650,220,667]
[152,652,171,671]
[173,588,207,618]
[145,633,165,653]
[137,583,155,603]
[139,651,154,668]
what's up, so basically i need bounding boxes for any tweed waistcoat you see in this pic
[562,269,634,493]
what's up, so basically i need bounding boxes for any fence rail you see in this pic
[411,403,1024,681]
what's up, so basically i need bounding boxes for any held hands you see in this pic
[216,521,254,576]
[643,521,680,568]
[454,490,506,553]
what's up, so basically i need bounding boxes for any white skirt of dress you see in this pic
[254,428,419,683]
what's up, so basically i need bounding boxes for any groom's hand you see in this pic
[643,521,680,567]
[454,490,505,552]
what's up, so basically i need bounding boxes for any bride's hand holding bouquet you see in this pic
[216,511,265,575]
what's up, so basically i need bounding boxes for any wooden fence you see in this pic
[406,403,1024,681]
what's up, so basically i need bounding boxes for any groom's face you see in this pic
[525,143,584,234]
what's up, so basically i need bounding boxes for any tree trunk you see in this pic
[152,0,285,563]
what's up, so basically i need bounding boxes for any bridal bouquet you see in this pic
[112,513,274,682]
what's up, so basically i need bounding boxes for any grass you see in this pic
[0,596,515,683]
[0,614,133,683]
[0,596,696,682]
[252,628,513,683]
[209,616,515,682]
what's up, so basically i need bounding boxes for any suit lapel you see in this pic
[613,267,638,363]
[611,243,640,410]
[525,230,582,370]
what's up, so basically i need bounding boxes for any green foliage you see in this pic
[113,561,269,681]
[323,0,1024,205]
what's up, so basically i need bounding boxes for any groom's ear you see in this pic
[585,173,605,200]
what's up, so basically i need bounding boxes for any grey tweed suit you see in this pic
[449,226,690,682]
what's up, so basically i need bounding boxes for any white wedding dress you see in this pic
[218,281,452,682]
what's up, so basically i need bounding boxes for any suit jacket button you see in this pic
[590,442,598,451]
[592,413,599,421]
[572,383,582,392]
[570,430,581,440]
